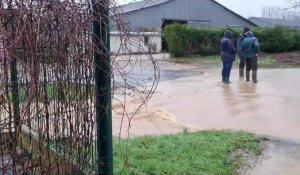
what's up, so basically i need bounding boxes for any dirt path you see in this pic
[243,138,300,175]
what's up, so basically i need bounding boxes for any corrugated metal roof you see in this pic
[211,0,257,27]
[120,0,171,13]
[249,17,300,27]
[120,0,256,26]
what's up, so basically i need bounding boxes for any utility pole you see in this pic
[92,0,113,174]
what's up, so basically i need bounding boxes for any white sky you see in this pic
[116,0,291,18]
[215,0,290,18]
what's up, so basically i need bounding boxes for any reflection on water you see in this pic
[238,82,257,94]
[222,82,260,117]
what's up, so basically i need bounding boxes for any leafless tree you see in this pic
[288,0,300,8]
[262,6,299,19]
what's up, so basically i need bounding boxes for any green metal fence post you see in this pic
[92,0,113,174]
[10,58,20,129]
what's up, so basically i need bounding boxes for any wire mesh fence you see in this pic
[1,0,160,174]
[0,1,99,174]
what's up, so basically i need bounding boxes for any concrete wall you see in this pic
[110,32,162,54]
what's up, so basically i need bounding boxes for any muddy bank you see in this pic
[274,52,300,65]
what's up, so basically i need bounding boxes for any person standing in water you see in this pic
[236,27,250,78]
[220,30,236,84]
[241,31,260,83]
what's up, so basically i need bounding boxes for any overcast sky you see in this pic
[215,0,290,18]
[116,0,291,18]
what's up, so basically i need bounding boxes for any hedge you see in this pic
[163,24,300,57]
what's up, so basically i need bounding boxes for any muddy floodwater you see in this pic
[113,59,300,143]
[153,68,300,141]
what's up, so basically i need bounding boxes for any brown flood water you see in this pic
[113,67,300,142]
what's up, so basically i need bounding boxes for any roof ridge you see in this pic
[250,17,276,25]
[211,0,257,27]
[121,0,171,13]
[249,17,300,27]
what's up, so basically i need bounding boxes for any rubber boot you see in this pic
[239,68,244,78]
[246,70,250,82]
[252,71,258,83]
[224,77,230,84]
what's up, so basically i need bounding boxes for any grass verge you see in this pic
[114,130,262,175]
[171,53,295,68]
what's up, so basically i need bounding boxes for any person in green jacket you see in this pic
[241,31,260,83]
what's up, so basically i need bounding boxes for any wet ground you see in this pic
[243,138,300,175]
[112,55,300,174]
[113,61,300,141]
[151,68,300,141]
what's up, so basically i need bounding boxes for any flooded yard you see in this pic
[155,68,300,141]
[113,57,300,143]
[111,57,300,174]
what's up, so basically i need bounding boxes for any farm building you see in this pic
[119,0,256,30]
[116,0,256,51]
[249,17,300,29]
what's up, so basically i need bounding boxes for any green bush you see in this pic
[253,26,295,52]
[293,31,300,50]
[164,24,300,57]
[164,24,226,56]
[163,24,187,56]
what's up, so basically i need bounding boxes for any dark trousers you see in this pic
[246,56,258,71]
[239,54,245,69]
[222,61,233,81]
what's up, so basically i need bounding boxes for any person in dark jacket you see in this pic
[236,27,250,78]
[221,30,236,84]
[241,31,260,83]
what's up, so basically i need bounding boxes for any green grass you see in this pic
[171,55,220,66]
[114,130,262,175]
[257,55,278,68]
[170,54,285,68]
[47,130,262,174]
